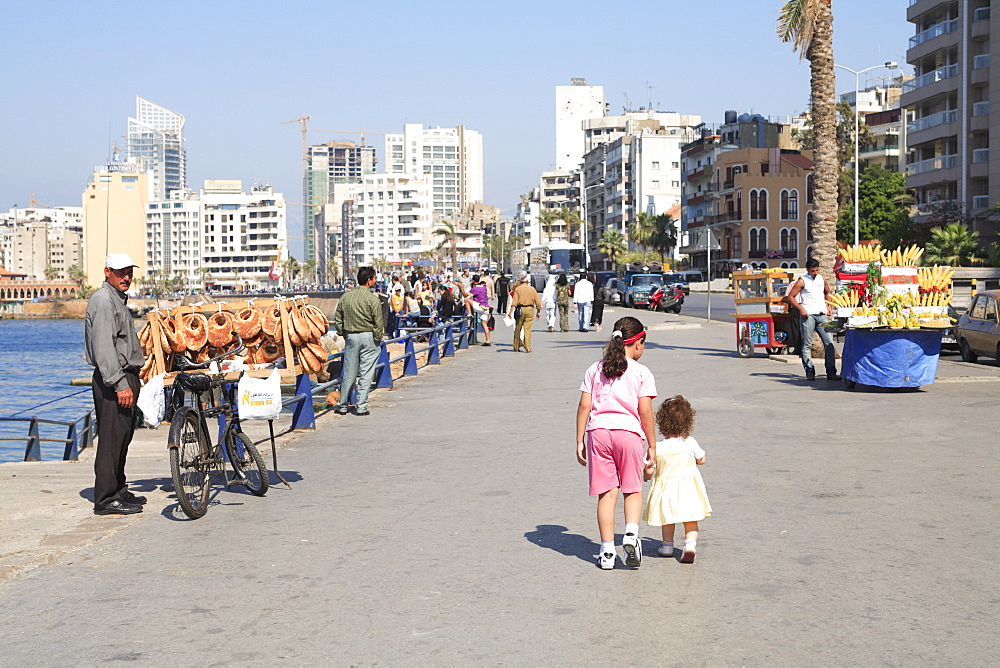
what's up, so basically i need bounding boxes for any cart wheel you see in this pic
[737,338,754,358]
[785,344,799,356]
[765,347,781,356]
[844,378,856,390]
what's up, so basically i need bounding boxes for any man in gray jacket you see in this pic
[85,253,146,515]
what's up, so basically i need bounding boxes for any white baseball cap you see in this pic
[105,253,138,270]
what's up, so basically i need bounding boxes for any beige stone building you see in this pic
[82,164,149,289]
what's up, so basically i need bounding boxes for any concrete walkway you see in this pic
[0,308,997,664]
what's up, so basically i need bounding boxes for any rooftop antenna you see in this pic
[623,92,632,113]
[645,82,654,111]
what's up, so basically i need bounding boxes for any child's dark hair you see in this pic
[656,395,696,438]
[600,316,645,379]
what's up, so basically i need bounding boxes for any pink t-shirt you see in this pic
[579,358,657,436]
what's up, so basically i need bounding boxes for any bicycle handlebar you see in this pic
[173,332,246,371]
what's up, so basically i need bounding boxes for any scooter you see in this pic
[647,285,685,314]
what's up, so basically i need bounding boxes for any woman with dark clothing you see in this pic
[436,285,457,320]
[555,273,571,332]
[589,272,606,332]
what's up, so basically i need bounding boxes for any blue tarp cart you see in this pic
[841,328,943,389]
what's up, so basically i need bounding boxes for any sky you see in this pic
[1,0,913,258]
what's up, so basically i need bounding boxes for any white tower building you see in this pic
[384,124,483,216]
[351,174,433,268]
[126,96,187,201]
[555,78,607,172]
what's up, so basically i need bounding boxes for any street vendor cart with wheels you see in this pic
[732,269,800,358]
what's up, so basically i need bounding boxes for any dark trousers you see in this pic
[497,294,509,315]
[591,300,605,327]
[92,370,139,508]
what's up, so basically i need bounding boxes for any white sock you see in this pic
[601,541,615,554]
[685,539,697,550]
[625,523,639,536]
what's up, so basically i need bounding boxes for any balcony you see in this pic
[909,18,958,48]
[902,64,958,93]
[907,109,958,133]
[974,54,991,69]
[908,154,957,175]
[974,7,990,21]
[972,148,990,163]
[973,101,990,116]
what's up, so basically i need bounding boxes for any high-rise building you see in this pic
[903,0,997,245]
[840,78,906,174]
[0,205,84,281]
[555,78,607,172]
[82,162,150,288]
[384,124,483,216]
[304,141,376,265]
[144,188,202,289]
[351,173,433,268]
[126,97,186,201]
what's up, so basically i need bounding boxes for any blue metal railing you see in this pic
[0,411,96,462]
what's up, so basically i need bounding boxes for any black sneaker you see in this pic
[94,499,143,516]
[805,373,816,381]
[827,373,842,381]
[122,492,147,505]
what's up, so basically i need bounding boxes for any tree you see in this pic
[371,255,390,273]
[649,214,678,265]
[481,234,504,269]
[629,212,656,261]
[301,259,317,285]
[282,256,299,290]
[778,0,838,283]
[836,165,915,247]
[43,265,59,281]
[556,206,583,244]
[434,219,459,271]
[925,223,981,266]
[793,100,875,210]
[597,229,627,269]
[536,209,560,244]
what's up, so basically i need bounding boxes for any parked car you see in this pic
[955,290,1000,363]
[662,273,691,296]
[603,278,627,305]
[624,274,665,308]
[591,271,617,288]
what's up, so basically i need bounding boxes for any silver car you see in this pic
[956,290,1000,363]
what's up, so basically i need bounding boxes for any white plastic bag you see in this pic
[137,372,166,429]
[236,369,282,421]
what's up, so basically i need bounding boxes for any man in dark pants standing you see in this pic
[332,266,384,416]
[85,253,147,515]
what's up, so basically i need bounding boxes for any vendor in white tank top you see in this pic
[786,258,840,381]
[787,262,832,317]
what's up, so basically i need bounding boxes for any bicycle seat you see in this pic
[175,372,212,393]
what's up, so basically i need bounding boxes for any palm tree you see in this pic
[371,255,390,273]
[650,214,678,265]
[557,206,583,244]
[778,0,838,282]
[301,259,317,285]
[597,229,627,269]
[282,256,299,290]
[629,212,656,261]
[434,220,459,271]
[535,209,560,244]
[43,265,59,281]
[925,223,981,266]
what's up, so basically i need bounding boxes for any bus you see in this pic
[510,241,587,291]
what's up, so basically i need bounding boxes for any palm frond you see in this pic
[776,0,822,59]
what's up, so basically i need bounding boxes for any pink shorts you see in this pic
[587,428,644,495]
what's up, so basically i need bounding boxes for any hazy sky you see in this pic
[2,0,912,257]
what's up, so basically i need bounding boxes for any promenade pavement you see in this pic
[0,309,997,664]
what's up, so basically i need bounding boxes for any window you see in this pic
[749,189,768,220]
[806,211,814,241]
[806,174,815,204]
[652,180,660,188]
[985,297,998,321]
[780,189,799,220]
[970,295,987,319]
[672,161,679,168]
[652,161,660,169]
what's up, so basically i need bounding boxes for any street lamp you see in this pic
[834,61,897,246]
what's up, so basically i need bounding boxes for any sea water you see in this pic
[0,319,97,462]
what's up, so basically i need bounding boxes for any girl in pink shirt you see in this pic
[576,316,657,570]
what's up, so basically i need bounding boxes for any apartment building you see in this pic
[82,163,150,288]
[384,124,483,217]
[145,188,202,288]
[538,170,582,243]
[681,146,815,277]
[555,78,607,172]
[126,97,186,201]
[903,0,997,243]
[0,206,84,280]
[351,173,433,268]
[304,141,376,265]
[841,78,907,173]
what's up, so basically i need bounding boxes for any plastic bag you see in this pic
[236,369,282,421]
[137,372,166,429]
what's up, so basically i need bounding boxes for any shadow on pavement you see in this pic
[524,524,598,564]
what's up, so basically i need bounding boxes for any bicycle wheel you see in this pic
[169,406,211,519]
[226,429,269,497]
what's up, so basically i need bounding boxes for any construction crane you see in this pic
[29,193,53,209]
[281,116,311,175]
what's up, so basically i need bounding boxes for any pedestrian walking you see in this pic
[590,273,606,332]
[542,274,558,332]
[575,316,657,569]
[85,253,146,515]
[495,272,512,315]
[786,258,841,381]
[508,274,541,352]
[331,266,384,416]
[573,273,594,332]
[555,273,571,332]
[642,395,712,563]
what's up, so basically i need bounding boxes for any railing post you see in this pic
[427,328,441,365]
[468,314,478,345]
[291,372,316,430]
[403,335,418,376]
[65,421,79,461]
[458,317,470,349]
[442,322,455,357]
[374,340,394,388]
[971,278,977,298]
[24,416,41,462]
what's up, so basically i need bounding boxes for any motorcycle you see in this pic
[647,285,685,314]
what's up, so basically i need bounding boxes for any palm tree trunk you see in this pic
[808,2,839,285]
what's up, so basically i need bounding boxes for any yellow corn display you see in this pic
[917,265,954,290]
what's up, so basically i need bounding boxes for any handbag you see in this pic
[513,306,522,319]
[487,315,496,330]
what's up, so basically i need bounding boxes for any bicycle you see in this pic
[167,337,269,519]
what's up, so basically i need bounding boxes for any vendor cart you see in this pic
[732,270,800,358]
[841,328,943,389]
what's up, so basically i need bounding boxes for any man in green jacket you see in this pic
[331,266,384,416]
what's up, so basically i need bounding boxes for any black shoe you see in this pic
[122,492,147,505]
[827,374,842,381]
[356,410,371,416]
[94,499,143,516]
[333,406,349,415]
[805,374,816,381]
[481,342,491,347]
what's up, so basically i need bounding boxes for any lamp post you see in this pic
[834,61,897,246]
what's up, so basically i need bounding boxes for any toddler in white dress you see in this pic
[643,395,712,563]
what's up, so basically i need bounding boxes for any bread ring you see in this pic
[261,304,282,338]
[298,305,322,343]
[206,310,235,348]
[157,318,170,353]
[260,339,281,363]
[137,322,151,347]
[180,313,209,351]
[233,306,262,339]
[242,331,264,349]
[195,347,211,363]
[139,355,155,384]
[162,317,188,353]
